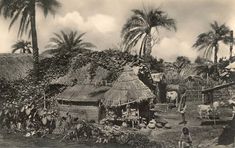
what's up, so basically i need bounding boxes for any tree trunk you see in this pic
[139,37,144,57]
[145,33,152,56]
[230,31,233,59]
[143,32,152,65]
[214,43,218,63]
[30,1,39,82]
[139,35,147,58]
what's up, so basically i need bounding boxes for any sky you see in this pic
[0,0,235,62]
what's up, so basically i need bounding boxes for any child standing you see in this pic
[178,88,187,125]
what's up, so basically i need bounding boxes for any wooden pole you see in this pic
[211,92,214,104]
[202,87,205,103]
[137,103,140,125]
[230,30,233,60]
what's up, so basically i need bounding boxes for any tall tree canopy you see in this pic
[47,30,96,55]
[121,8,176,59]
[0,0,61,80]
[12,40,32,53]
[173,56,191,74]
[193,21,231,63]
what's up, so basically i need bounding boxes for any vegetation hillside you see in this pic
[0,54,33,81]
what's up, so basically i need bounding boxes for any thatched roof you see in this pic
[0,54,33,81]
[202,82,235,93]
[166,84,180,91]
[179,64,197,78]
[103,65,155,107]
[51,63,109,86]
[226,62,235,71]
[57,84,110,102]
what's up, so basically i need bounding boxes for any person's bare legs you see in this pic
[179,113,187,125]
[178,141,182,148]
[181,142,190,148]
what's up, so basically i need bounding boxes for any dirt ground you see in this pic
[0,100,234,148]
[0,132,130,148]
[147,100,235,148]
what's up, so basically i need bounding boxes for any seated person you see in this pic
[178,127,192,148]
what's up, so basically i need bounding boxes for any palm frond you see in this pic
[193,21,231,63]
[124,32,144,52]
[47,30,95,53]
[121,7,176,56]
[11,40,32,53]
[0,0,60,38]
[78,42,96,49]
[210,21,219,32]
[9,9,22,30]
[36,0,61,17]
[202,45,214,60]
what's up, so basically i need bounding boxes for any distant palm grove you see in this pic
[0,1,234,83]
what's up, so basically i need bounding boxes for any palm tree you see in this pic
[195,63,219,84]
[12,40,32,53]
[47,30,95,55]
[173,56,191,74]
[193,21,231,63]
[0,0,61,80]
[121,8,176,59]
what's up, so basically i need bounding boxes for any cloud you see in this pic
[55,11,117,34]
[57,11,88,30]
[152,37,197,62]
[0,19,18,53]
[38,11,119,50]
[88,14,117,33]
[1,0,235,62]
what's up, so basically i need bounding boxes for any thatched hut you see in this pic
[103,66,155,120]
[56,84,110,122]
[54,64,111,122]
[0,54,33,81]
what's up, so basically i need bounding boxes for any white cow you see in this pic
[212,101,220,111]
[210,101,223,117]
[198,105,212,119]
[166,91,179,107]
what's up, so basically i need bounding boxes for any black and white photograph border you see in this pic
[0,0,235,147]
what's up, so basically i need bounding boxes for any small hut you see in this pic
[201,82,235,104]
[103,65,155,121]
[56,84,110,122]
[54,64,110,122]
